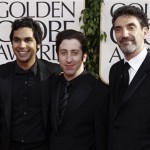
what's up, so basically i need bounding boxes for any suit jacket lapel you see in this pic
[111,60,124,119]
[51,77,61,132]
[116,51,150,117]
[3,75,13,131]
[60,76,92,126]
[38,60,50,128]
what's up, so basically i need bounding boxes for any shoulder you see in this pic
[0,61,15,68]
[50,73,62,89]
[38,59,61,74]
[83,73,109,91]
[109,59,124,75]
[110,59,123,70]
[0,61,15,76]
[84,73,109,106]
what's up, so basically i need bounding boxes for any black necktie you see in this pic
[59,81,70,120]
[119,62,130,100]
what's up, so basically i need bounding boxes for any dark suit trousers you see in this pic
[9,140,48,150]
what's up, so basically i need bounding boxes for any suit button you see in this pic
[24,97,27,100]
[21,140,24,143]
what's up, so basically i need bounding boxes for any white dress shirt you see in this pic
[125,47,147,84]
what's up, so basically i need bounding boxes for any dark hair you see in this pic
[9,17,43,45]
[112,5,149,29]
[55,29,88,54]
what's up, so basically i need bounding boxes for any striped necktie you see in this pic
[59,81,70,120]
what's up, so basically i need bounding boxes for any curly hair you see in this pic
[112,5,149,29]
[9,17,43,45]
[55,29,88,54]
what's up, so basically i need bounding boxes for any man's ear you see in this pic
[143,27,149,39]
[37,44,40,50]
[83,53,87,62]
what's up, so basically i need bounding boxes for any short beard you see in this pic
[120,44,136,55]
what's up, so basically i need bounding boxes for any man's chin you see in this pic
[16,58,29,63]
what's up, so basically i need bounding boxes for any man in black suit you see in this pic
[0,17,61,150]
[49,29,109,150]
[108,5,150,150]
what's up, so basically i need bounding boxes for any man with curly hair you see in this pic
[109,5,150,150]
[0,17,60,150]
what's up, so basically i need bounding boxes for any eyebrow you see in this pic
[13,36,34,40]
[114,23,137,29]
[126,23,137,27]
[60,49,80,51]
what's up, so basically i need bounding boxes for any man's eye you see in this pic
[61,51,66,55]
[13,39,20,42]
[25,39,33,42]
[114,28,121,32]
[72,52,78,55]
[128,26,135,30]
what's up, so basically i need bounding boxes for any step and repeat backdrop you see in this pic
[100,0,150,84]
[0,0,84,64]
[1,0,150,84]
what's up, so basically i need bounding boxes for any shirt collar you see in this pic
[68,69,87,86]
[15,60,37,76]
[124,47,147,72]
[62,69,87,87]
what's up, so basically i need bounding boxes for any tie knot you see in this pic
[65,81,70,87]
[124,62,130,71]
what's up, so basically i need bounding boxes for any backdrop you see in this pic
[0,0,84,64]
[100,0,150,84]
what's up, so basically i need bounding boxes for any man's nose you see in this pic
[122,28,129,37]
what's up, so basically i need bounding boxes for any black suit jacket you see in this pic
[108,51,150,150]
[50,73,109,150]
[0,59,61,150]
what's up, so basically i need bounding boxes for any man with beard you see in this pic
[108,5,150,150]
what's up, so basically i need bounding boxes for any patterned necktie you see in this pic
[59,81,70,120]
[119,62,130,100]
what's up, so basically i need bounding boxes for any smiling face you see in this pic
[114,15,148,60]
[12,27,39,69]
[58,39,87,81]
